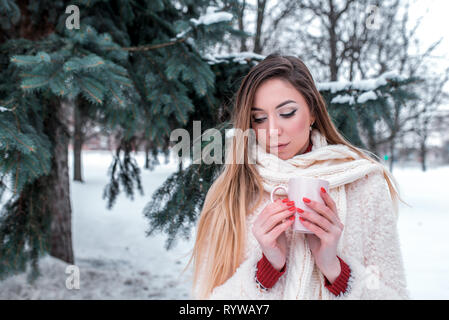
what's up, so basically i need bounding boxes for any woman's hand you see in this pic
[299,188,344,283]
[252,198,295,271]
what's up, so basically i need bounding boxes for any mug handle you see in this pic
[270,185,288,203]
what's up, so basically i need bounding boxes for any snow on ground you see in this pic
[393,164,449,299]
[0,152,448,299]
[0,150,196,300]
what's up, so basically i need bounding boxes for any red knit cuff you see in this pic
[324,256,351,296]
[256,253,286,289]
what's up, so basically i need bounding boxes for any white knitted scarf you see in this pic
[251,128,383,299]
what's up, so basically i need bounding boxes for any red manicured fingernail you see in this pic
[287,201,295,206]
[296,208,304,213]
[299,217,305,222]
[288,206,295,212]
[303,197,311,203]
[289,216,295,221]
[282,198,289,203]
[321,187,326,193]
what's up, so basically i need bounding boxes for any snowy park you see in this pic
[0,150,448,300]
[1,0,449,303]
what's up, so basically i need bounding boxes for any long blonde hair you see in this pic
[185,53,408,299]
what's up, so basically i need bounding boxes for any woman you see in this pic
[188,53,409,300]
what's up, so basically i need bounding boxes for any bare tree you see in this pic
[237,0,248,51]
[355,0,449,171]
[68,96,103,182]
[284,0,448,170]
[408,68,449,171]
[282,0,361,80]
[219,0,300,54]
[219,0,449,171]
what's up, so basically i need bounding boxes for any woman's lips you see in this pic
[271,142,290,150]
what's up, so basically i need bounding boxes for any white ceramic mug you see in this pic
[270,176,330,233]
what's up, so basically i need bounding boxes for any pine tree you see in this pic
[317,71,422,155]
[0,0,239,281]
[144,52,264,249]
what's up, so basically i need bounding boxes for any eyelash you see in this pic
[253,110,297,123]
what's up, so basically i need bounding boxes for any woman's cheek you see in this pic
[283,118,301,135]
[254,128,268,148]
[292,116,308,134]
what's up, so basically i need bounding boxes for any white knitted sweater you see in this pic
[193,130,410,300]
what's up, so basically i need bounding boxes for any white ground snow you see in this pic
[0,151,195,300]
[0,151,448,299]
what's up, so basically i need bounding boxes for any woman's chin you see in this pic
[269,150,291,160]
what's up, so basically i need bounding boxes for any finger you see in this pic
[267,218,294,242]
[260,198,294,222]
[319,191,344,229]
[320,188,339,218]
[299,216,328,239]
[261,206,295,233]
[300,210,333,233]
[303,198,339,225]
[273,195,289,203]
[262,198,291,218]
[255,200,288,230]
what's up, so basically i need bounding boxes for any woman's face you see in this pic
[250,78,315,160]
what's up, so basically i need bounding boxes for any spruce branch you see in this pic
[105,38,187,52]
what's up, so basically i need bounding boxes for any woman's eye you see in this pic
[280,110,297,118]
[252,109,296,123]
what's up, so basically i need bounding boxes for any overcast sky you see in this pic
[408,0,449,62]
[408,0,449,111]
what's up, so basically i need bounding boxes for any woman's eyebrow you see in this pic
[251,99,296,111]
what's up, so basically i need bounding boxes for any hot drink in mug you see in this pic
[270,176,330,233]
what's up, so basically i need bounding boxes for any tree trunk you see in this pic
[389,139,395,173]
[4,0,74,265]
[420,140,427,172]
[253,0,267,54]
[237,0,248,52]
[144,141,150,169]
[73,99,84,182]
[44,98,74,264]
[366,131,379,156]
[328,1,339,81]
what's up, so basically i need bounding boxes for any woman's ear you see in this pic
[310,116,316,126]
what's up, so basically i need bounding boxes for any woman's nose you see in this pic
[268,118,282,137]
